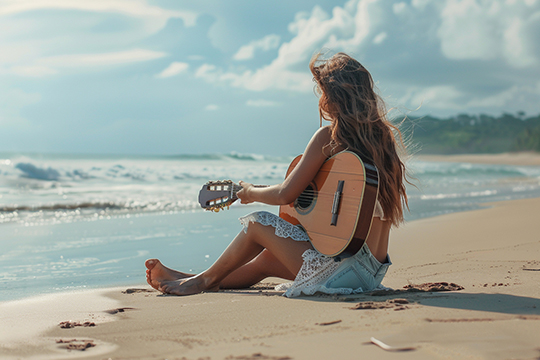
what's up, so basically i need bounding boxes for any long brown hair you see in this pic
[310,52,409,225]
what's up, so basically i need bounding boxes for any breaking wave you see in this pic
[15,163,61,181]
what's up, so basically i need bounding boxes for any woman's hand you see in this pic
[236,181,254,204]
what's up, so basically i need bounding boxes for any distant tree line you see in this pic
[400,112,540,154]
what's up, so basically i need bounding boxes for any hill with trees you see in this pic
[402,112,540,154]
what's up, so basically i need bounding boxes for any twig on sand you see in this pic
[370,337,416,352]
[315,320,342,326]
[104,307,137,314]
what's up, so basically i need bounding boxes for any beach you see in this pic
[1,154,540,359]
[3,0,540,358]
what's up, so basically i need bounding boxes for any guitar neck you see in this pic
[198,181,270,212]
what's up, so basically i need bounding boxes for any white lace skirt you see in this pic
[239,211,391,297]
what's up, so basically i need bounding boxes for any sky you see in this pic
[0,0,539,156]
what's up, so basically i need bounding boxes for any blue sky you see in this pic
[1,0,539,156]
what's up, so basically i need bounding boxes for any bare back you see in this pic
[365,218,391,263]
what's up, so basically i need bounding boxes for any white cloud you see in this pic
[197,0,383,92]
[503,14,540,68]
[195,62,311,92]
[411,0,431,10]
[467,81,540,110]
[195,64,219,81]
[2,49,168,77]
[226,65,312,92]
[233,34,281,61]
[400,81,540,115]
[38,49,167,68]
[9,65,57,77]
[0,43,37,66]
[400,85,463,110]
[233,48,253,62]
[0,0,197,29]
[393,2,407,14]
[325,0,379,50]
[373,31,387,44]
[0,0,194,77]
[246,99,280,107]
[438,0,540,68]
[205,104,219,111]
[156,62,189,78]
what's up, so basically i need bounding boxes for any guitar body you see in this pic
[279,151,379,258]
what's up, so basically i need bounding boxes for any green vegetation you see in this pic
[401,113,540,154]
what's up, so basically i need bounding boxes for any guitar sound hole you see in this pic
[295,184,315,212]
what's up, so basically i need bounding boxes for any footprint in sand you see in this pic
[56,339,96,351]
[351,298,411,311]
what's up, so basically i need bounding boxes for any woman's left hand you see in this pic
[236,181,254,204]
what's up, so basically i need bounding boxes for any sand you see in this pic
[2,155,540,360]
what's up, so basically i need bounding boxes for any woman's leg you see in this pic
[145,249,295,291]
[219,249,297,288]
[155,222,312,295]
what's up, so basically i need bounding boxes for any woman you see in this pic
[145,52,408,297]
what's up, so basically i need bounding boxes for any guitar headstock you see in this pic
[198,180,242,212]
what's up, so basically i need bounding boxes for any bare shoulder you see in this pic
[310,125,332,148]
[310,125,345,156]
[299,126,333,165]
[313,125,332,140]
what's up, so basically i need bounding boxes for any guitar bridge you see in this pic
[330,180,344,226]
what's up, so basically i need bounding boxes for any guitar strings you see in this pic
[206,192,361,205]
[226,191,361,201]
[226,189,363,201]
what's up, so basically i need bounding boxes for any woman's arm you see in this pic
[237,126,333,206]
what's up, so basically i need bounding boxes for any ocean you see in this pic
[1,152,540,301]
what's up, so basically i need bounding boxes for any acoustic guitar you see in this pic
[197,151,379,257]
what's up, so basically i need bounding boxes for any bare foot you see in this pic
[160,274,219,296]
[145,259,194,292]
